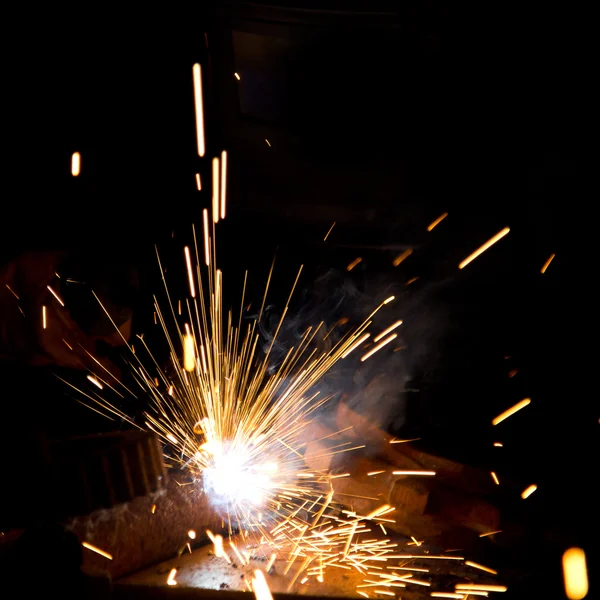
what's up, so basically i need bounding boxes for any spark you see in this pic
[184,247,196,298]
[455,584,507,592]
[458,227,510,269]
[234,72,241,80]
[562,547,588,600]
[465,561,497,575]
[427,212,448,231]
[390,438,420,444]
[220,150,227,219]
[212,157,220,223]
[368,471,385,476]
[265,139,271,147]
[521,484,537,499]
[374,320,403,342]
[183,334,195,372]
[193,64,205,157]
[492,398,531,425]
[360,333,397,362]
[383,296,395,304]
[188,530,196,539]
[541,253,555,274]
[405,277,419,286]
[347,257,362,271]
[151,504,156,514]
[392,470,436,476]
[479,530,501,537]
[167,568,177,585]
[71,152,81,176]
[431,594,464,599]
[5,284,19,299]
[493,442,503,447]
[42,305,47,329]
[196,173,202,190]
[47,285,65,306]
[81,542,112,560]
[87,375,103,390]
[392,248,412,267]
[252,569,273,600]
[490,472,499,485]
[324,222,336,241]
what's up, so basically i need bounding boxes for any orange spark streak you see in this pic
[562,547,588,600]
[455,584,507,592]
[459,227,510,269]
[521,484,537,499]
[167,568,177,585]
[490,472,500,485]
[492,398,531,425]
[341,333,370,359]
[324,222,336,241]
[541,253,555,274]
[465,561,498,575]
[87,375,103,390]
[347,257,362,271]
[374,320,403,342]
[392,470,435,476]
[427,212,448,231]
[203,209,210,266]
[193,64,205,157]
[42,305,47,329]
[82,542,112,560]
[360,333,397,362]
[71,152,81,176]
[184,246,196,298]
[212,157,220,223]
[220,150,227,219]
[393,248,413,267]
[196,173,202,190]
[47,285,65,306]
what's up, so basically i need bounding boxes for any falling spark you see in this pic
[405,277,419,286]
[220,150,227,219]
[392,470,435,476]
[342,333,370,359]
[47,285,65,306]
[459,227,510,269]
[410,536,422,546]
[383,296,395,304]
[71,152,81,176]
[374,320,403,342]
[265,139,271,147]
[188,530,196,540]
[368,471,385,476]
[521,484,537,499]
[42,305,47,329]
[455,584,507,592]
[347,257,362,271]
[390,438,420,444]
[183,334,195,372]
[490,472,500,485]
[465,561,498,575]
[323,222,336,241]
[493,442,503,447]
[266,553,276,572]
[212,157,220,223]
[184,247,196,298]
[492,398,531,425]
[203,209,210,266]
[393,248,413,267]
[5,284,19,299]
[167,568,177,585]
[234,72,241,80]
[479,530,502,537]
[82,542,112,560]
[431,594,464,599]
[87,375,103,390]
[151,504,156,514]
[427,212,448,231]
[360,333,397,362]
[196,173,202,190]
[193,63,205,157]
[541,253,555,274]
[562,547,588,600]
[508,368,518,378]
[252,569,273,600]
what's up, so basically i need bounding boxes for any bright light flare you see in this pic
[459,227,510,269]
[252,569,273,600]
[562,547,588,599]
[71,152,81,176]
[492,398,531,425]
[193,63,205,157]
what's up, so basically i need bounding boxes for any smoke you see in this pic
[250,259,450,440]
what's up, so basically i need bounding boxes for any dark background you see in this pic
[2,1,591,595]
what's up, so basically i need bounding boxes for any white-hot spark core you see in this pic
[193,64,205,157]
[71,152,81,176]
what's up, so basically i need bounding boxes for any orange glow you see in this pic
[427,212,448,231]
[431,594,464,599]
[220,150,227,219]
[71,152,81,176]
[562,547,588,599]
[479,530,502,537]
[82,542,113,560]
[459,227,510,269]
[541,253,555,274]
[492,398,531,425]
[374,320,403,342]
[193,64,205,157]
[521,484,537,499]
[347,257,362,271]
[490,472,500,485]
[184,246,196,298]
[393,248,413,267]
[212,157,220,224]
